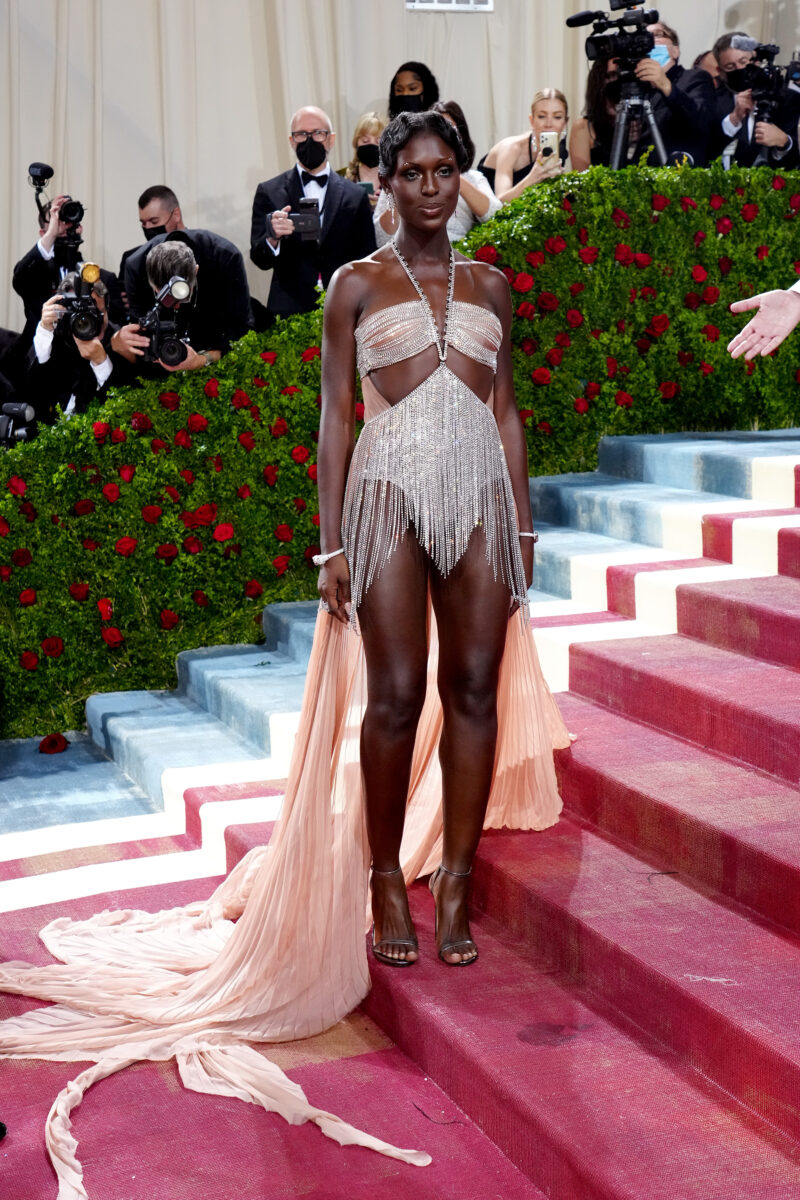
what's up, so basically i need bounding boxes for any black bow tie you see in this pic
[301,171,328,188]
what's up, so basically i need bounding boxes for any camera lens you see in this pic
[60,198,85,225]
[70,309,104,341]
[159,337,189,367]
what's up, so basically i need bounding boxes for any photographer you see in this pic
[712,34,799,168]
[250,105,376,320]
[26,269,129,424]
[118,233,250,374]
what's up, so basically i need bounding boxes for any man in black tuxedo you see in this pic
[629,21,717,166]
[711,34,799,169]
[250,105,376,320]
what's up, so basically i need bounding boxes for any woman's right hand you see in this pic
[527,151,561,187]
[318,553,352,625]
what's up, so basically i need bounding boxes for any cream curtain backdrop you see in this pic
[0,0,793,330]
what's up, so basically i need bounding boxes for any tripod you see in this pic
[609,79,668,169]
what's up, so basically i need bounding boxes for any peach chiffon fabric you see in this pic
[0,374,570,1200]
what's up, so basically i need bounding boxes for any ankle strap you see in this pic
[371,864,403,876]
[440,865,472,878]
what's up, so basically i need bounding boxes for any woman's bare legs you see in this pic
[429,530,512,963]
[358,531,430,963]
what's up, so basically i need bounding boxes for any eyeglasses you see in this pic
[290,129,331,143]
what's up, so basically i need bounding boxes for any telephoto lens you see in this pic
[59,196,85,225]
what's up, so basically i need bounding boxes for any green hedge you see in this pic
[2,164,800,737]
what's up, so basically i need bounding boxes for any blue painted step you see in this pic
[533,521,667,600]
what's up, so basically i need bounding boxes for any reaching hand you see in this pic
[318,554,351,625]
[634,57,672,96]
[74,337,108,365]
[727,288,800,359]
[754,121,788,148]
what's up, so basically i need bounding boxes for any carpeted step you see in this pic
[568,634,800,783]
[701,509,800,569]
[533,521,680,606]
[598,431,800,505]
[364,884,800,1200]
[779,527,800,577]
[553,692,800,936]
[676,575,800,669]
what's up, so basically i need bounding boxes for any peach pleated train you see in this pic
[0,373,571,1198]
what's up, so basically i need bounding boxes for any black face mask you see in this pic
[356,143,380,168]
[296,138,328,170]
[143,224,167,241]
[392,93,425,115]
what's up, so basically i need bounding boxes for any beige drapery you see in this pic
[0,0,788,329]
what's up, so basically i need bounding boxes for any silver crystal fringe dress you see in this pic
[0,288,571,1199]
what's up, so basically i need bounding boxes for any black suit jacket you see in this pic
[636,64,717,166]
[250,168,376,317]
[710,88,800,168]
[12,243,124,326]
[123,228,251,358]
[24,327,130,424]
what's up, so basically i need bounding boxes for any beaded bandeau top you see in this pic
[355,299,502,378]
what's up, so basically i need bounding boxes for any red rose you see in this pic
[756,245,770,260]
[237,484,252,499]
[537,421,552,435]
[659,381,680,399]
[130,412,153,433]
[97,597,113,620]
[0,566,12,580]
[531,367,551,385]
[636,338,651,355]
[615,390,633,408]
[574,397,590,414]
[238,431,256,452]
[680,196,697,211]
[501,267,514,283]
[245,579,264,599]
[141,505,162,524]
[703,286,720,305]
[691,265,708,283]
[270,417,288,438]
[275,524,294,542]
[633,252,651,269]
[193,503,218,527]
[39,733,68,754]
[544,235,567,255]
[0,516,8,536]
[718,257,733,275]
[699,361,714,376]
[19,588,36,606]
[82,539,99,551]
[159,391,181,410]
[102,483,120,503]
[253,375,267,388]
[612,207,630,228]
[546,347,563,367]
[164,485,181,503]
[651,193,670,211]
[355,402,365,421]
[155,542,179,561]
[702,324,720,342]
[684,292,702,310]
[193,589,209,606]
[566,308,584,328]
[180,469,195,485]
[260,349,278,365]
[264,464,279,487]
[569,282,585,297]
[301,346,321,362]
[791,195,800,212]
[614,243,634,266]
[677,350,694,366]
[115,536,137,557]
[231,388,251,410]
[709,194,725,210]
[475,245,499,264]
[160,609,180,630]
[19,501,37,522]
[606,357,618,379]
[102,626,124,647]
[151,438,169,454]
[183,535,203,555]
[311,513,320,526]
[186,412,209,433]
[555,332,571,347]
[119,464,136,483]
[537,292,559,312]
[293,497,307,513]
[69,582,90,602]
[92,421,110,442]
[41,636,64,658]
[273,554,291,576]
[516,301,536,319]
[745,360,756,376]
[649,313,670,335]
[578,246,599,265]
[174,429,192,449]
[586,381,601,399]
[716,217,733,235]
[281,386,301,395]
[212,523,234,542]
[291,445,311,464]
[111,427,127,444]
[519,337,537,356]
[741,202,759,222]
[641,285,657,299]
[12,548,32,566]
[204,378,219,398]
[694,231,707,249]
[74,499,95,516]
[772,176,786,190]
[513,272,534,293]
[524,251,545,269]
[20,650,39,670]
[307,464,318,482]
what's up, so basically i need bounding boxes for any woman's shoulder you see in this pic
[455,255,511,309]
[482,130,526,168]
[328,247,397,299]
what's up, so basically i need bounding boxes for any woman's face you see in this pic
[529,99,567,136]
[357,132,380,148]
[386,132,460,228]
[394,70,424,97]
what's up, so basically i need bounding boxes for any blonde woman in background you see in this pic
[478,88,569,202]
[344,111,386,208]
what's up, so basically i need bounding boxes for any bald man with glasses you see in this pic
[250,105,376,322]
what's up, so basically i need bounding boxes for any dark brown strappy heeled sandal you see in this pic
[429,865,479,966]
[370,865,419,967]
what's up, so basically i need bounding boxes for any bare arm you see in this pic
[458,173,491,219]
[568,118,593,173]
[495,144,560,203]
[728,288,800,359]
[317,266,361,622]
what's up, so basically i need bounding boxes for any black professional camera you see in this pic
[57,263,105,343]
[0,402,36,447]
[139,276,192,367]
[28,162,85,270]
[567,2,657,68]
[266,196,321,243]
[724,38,787,124]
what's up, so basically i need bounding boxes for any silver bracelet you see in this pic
[518,530,538,542]
[312,547,345,567]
